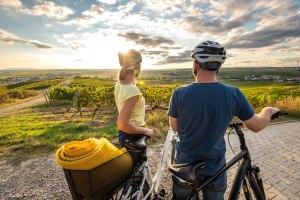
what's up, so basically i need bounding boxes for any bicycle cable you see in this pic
[227,127,235,154]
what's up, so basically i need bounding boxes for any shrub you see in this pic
[0,93,9,104]
[7,89,38,99]
[0,85,8,93]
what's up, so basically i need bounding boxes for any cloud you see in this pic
[0,0,22,8]
[98,0,116,4]
[0,29,53,49]
[0,0,73,20]
[63,4,104,25]
[223,14,300,49]
[21,1,73,20]
[155,50,192,65]
[118,32,175,47]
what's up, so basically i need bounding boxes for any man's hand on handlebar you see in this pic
[271,110,289,119]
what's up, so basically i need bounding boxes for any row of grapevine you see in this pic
[48,84,177,110]
[140,85,176,106]
[49,80,300,115]
[7,78,67,90]
[242,85,300,108]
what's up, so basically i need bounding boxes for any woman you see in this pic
[115,49,154,147]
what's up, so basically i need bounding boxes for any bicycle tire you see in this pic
[245,172,265,200]
[106,175,151,200]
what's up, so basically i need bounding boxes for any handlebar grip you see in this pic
[271,110,288,119]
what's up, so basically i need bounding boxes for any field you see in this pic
[0,68,299,164]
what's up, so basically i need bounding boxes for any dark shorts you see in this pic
[172,150,227,200]
[118,130,144,147]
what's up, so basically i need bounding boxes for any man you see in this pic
[168,40,279,200]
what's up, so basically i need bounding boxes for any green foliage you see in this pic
[240,84,300,108]
[7,78,66,90]
[7,89,39,99]
[71,77,114,86]
[49,86,76,101]
[0,85,8,93]
[140,85,177,106]
[0,93,9,104]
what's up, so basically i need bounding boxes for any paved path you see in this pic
[225,121,300,200]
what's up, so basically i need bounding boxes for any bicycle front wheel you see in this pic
[243,172,265,200]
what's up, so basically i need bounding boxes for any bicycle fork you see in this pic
[252,165,266,199]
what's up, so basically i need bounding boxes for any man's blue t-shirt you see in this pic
[168,82,254,174]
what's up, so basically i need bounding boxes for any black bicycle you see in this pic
[169,110,288,200]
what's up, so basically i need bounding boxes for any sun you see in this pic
[57,33,153,69]
[74,35,136,69]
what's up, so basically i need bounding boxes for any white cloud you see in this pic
[0,0,22,8]
[63,4,104,25]
[21,1,73,20]
[98,0,116,4]
[117,1,136,13]
[0,29,53,49]
[0,0,73,20]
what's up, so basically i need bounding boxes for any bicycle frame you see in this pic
[191,150,251,200]
[152,129,175,192]
[123,129,175,200]
[188,122,258,200]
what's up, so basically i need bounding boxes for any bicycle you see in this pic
[62,105,174,200]
[103,132,172,200]
[168,110,288,200]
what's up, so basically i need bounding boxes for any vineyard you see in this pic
[0,78,67,106]
[48,80,177,118]
[1,72,299,164]
[48,77,300,118]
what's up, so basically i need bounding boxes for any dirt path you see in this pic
[0,122,299,200]
[0,96,45,117]
[0,79,73,117]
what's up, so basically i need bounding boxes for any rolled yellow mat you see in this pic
[56,138,127,170]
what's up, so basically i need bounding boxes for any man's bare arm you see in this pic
[169,116,178,132]
[243,107,280,132]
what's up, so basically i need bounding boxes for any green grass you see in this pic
[1,73,299,165]
[0,94,42,108]
[0,103,118,164]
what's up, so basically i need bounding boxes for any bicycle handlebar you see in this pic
[229,110,288,128]
[149,105,169,110]
[271,110,288,119]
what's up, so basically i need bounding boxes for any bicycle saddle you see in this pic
[168,160,206,184]
[125,135,148,150]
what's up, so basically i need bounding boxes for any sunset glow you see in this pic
[0,0,299,69]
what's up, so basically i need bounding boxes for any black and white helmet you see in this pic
[191,40,226,64]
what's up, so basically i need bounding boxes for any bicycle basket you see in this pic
[63,151,133,200]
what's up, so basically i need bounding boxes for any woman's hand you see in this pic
[145,105,152,112]
[144,128,154,137]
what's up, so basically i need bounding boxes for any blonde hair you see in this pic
[118,49,142,81]
[118,67,135,81]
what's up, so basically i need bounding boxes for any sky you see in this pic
[0,0,299,70]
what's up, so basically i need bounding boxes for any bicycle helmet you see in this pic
[191,40,226,71]
[118,49,142,68]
